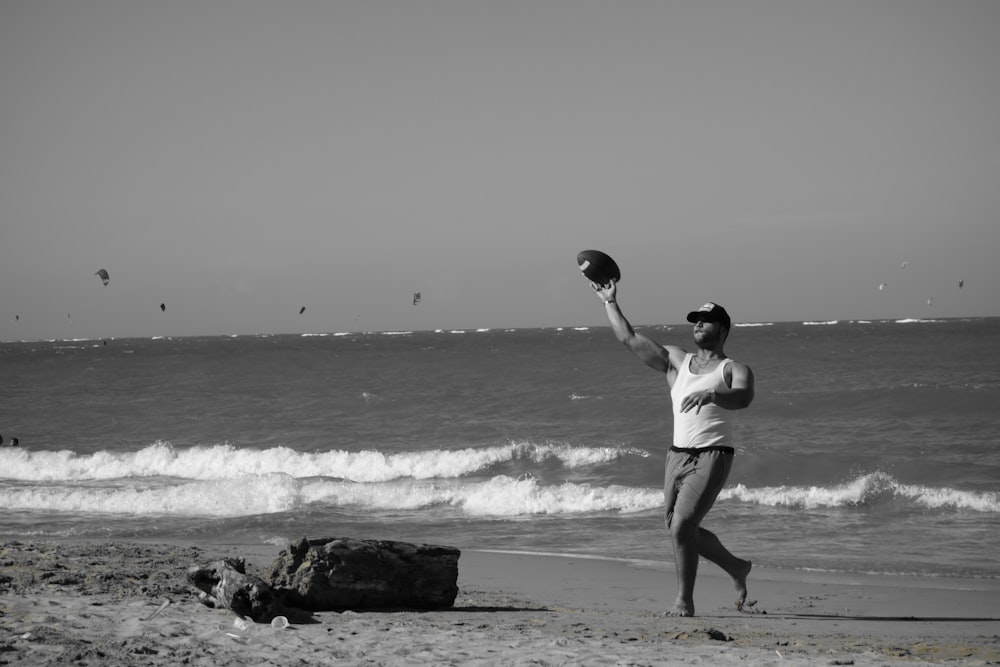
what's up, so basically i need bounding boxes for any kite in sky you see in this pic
[878,282,887,292]
[160,303,166,312]
[959,279,964,289]
[299,306,306,314]
[95,268,110,286]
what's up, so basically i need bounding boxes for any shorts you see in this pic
[664,445,734,529]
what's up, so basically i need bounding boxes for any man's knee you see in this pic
[667,513,699,540]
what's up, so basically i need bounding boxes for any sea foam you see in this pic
[0,474,661,518]
[2,465,994,520]
[0,474,301,517]
[0,440,650,483]
[724,471,999,513]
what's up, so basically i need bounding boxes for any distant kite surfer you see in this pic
[160,303,166,312]
[413,292,421,306]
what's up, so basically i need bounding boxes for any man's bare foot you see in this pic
[733,559,752,611]
[664,600,695,617]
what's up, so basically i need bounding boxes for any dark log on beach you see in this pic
[268,537,460,611]
[187,557,278,622]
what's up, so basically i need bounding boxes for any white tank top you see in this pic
[670,354,733,449]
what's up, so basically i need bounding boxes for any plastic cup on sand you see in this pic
[270,616,290,629]
[225,617,254,644]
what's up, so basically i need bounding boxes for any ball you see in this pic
[576,250,621,285]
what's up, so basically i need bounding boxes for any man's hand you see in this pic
[680,390,715,414]
[591,279,617,304]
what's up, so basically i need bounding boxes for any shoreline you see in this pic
[2,540,998,666]
[4,315,999,343]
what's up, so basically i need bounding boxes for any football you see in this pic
[576,250,621,285]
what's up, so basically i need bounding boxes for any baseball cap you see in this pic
[686,302,731,330]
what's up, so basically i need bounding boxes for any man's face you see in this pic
[692,318,727,346]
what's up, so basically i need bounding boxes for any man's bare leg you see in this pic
[697,526,752,610]
[665,522,699,616]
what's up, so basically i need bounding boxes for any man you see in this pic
[592,279,754,616]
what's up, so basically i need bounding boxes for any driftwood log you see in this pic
[186,557,277,622]
[267,537,460,611]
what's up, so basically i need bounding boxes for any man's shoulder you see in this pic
[664,344,689,365]
[724,359,754,379]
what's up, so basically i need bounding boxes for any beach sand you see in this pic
[1,541,997,666]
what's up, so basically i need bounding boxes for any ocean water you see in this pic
[2,318,998,581]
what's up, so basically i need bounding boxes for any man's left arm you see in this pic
[715,362,754,410]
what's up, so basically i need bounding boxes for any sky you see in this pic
[2,0,998,340]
